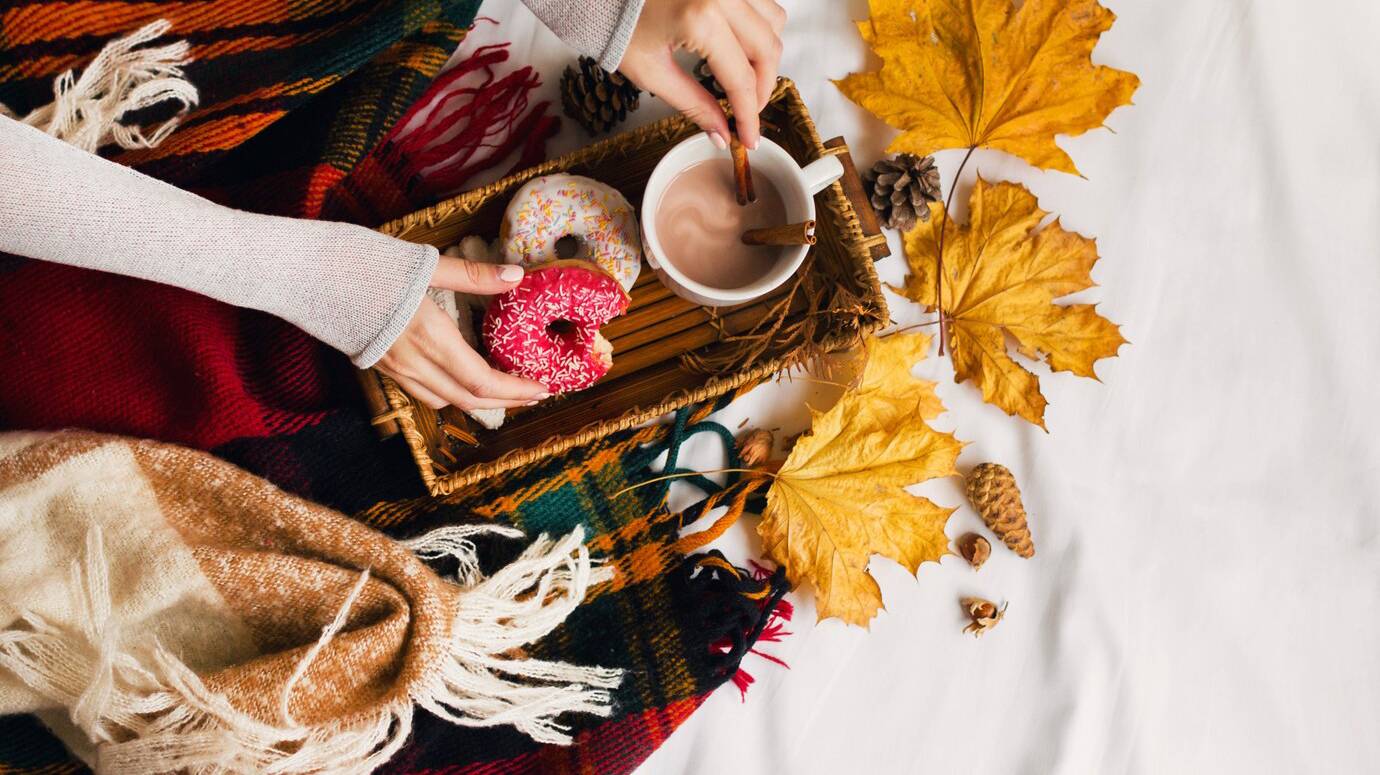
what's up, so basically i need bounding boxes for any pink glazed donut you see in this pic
[483,262,630,394]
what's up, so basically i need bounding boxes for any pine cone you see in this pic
[863,153,941,232]
[693,58,727,100]
[965,463,1035,558]
[560,56,641,136]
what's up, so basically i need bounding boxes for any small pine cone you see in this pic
[965,463,1035,558]
[693,58,727,100]
[560,56,641,135]
[737,428,775,468]
[957,533,991,570]
[862,153,942,232]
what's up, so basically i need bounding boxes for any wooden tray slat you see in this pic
[603,282,702,341]
[604,284,802,381]
[604,304,708,355]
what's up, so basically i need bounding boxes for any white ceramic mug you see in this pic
[641,135,845,307]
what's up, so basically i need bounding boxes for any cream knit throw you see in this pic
[0,432,620,774]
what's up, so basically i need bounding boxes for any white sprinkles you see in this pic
[483,265,628,393]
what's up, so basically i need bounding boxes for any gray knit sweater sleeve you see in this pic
[522,0,646,69]
[0,117,437,368]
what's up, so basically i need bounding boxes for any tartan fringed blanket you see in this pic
[0,399,790,775]
[0,432,621,774]
[0,2,790,773]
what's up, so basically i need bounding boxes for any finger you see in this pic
[431,334,550,402]
[638,51,732,144]
[432,255,524,294]
[745,0,786,35]
[412,355,539,410]
[409,300,548,401]
[392,373,450,411]
[697,12,761,147]
[397,302,545,406]
[726,0,783,112]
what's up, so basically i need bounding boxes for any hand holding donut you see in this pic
[377,257,550,411]
[620,0,787,150]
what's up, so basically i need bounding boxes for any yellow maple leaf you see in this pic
[896,177,1125,428]
[835,0,1139,174]
[759,333,961,627]
[845,332,946,425]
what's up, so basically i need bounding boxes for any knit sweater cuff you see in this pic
[353,243,438,368]
[599,0,646,70]
[522,0,646,71]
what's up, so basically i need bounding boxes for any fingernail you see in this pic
[747,136,760,151]
[500,264,524,282]
[534,391,551,400]
[708,131,728,151]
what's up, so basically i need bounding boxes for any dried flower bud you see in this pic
[957,533,991,570]
[737,428,775,468]
[960,596,1007,637]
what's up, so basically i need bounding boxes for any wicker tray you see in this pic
[359,79,890,496]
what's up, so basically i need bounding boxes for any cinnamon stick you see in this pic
[730,132,756,206]
[742,220,816,247]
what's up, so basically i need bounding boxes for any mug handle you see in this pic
[800,155,845,196]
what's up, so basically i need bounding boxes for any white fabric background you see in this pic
[468,1,1380,773]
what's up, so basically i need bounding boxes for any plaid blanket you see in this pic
[0,432,622,773]
[0,2,787,772]
[0,0,478,454]
[1,398,788,775]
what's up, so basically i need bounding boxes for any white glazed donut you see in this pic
[499,174,641,291]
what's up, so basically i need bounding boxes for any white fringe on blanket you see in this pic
[0,524,620,774]
[0,19,196,153]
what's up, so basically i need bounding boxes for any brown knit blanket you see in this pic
[0,432,617,774]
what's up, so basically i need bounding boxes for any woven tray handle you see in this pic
[819,137,890,262]
[360,369,403,438]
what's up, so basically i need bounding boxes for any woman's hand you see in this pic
[620,0,786,151]
[377,256,549,411]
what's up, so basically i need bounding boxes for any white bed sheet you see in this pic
[467,1,1380,772]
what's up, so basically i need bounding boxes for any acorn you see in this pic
[957,533,991,570]
[961,597,1007,637]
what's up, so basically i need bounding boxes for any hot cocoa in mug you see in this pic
[654,159,789,289]
[642,136,845,307]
